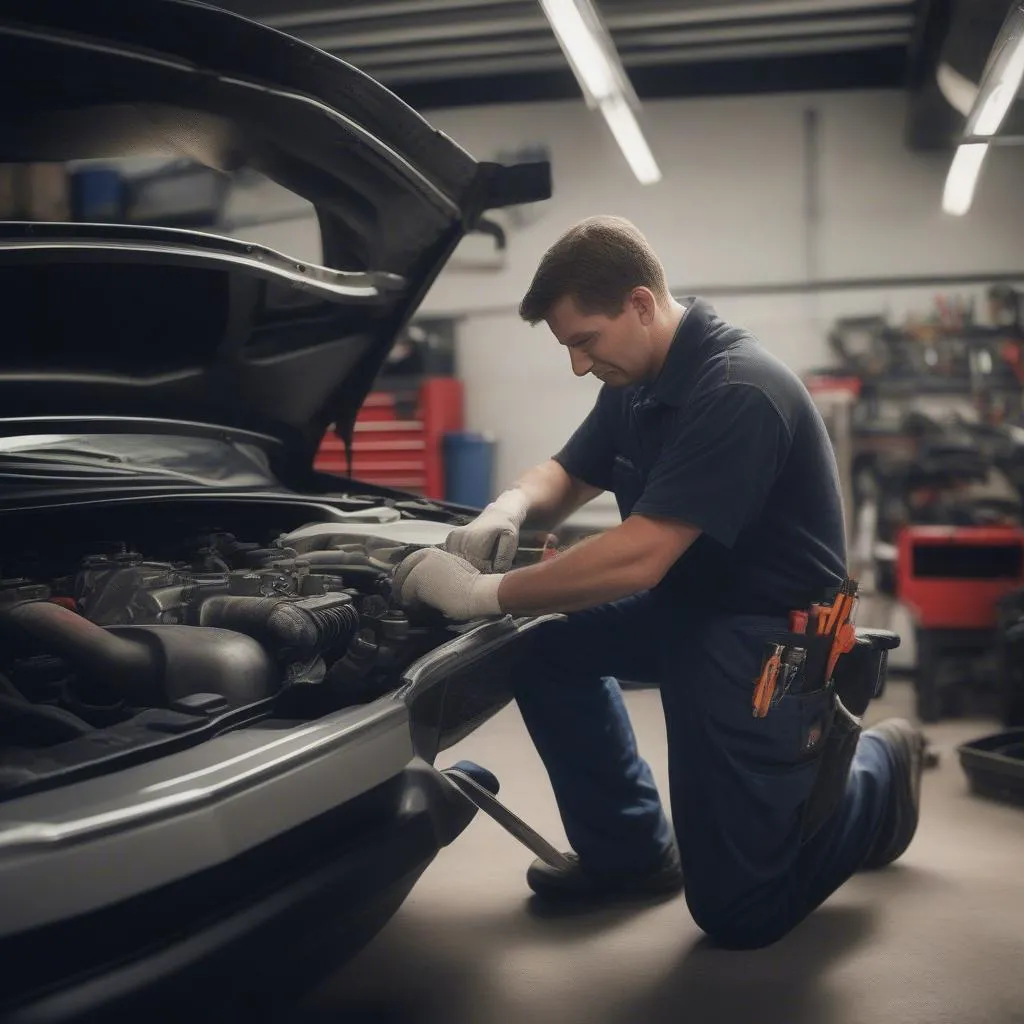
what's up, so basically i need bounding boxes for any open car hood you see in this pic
[0,0,550,479]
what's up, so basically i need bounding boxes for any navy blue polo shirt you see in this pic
[552,298,847,616]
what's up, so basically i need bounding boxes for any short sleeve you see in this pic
[631,383,791,548]
[551,390,616,491]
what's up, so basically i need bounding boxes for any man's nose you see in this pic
[569,348,593,377]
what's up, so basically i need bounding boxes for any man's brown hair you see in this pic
[518,215,671,325]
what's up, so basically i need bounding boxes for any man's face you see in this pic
[546,291,654,387]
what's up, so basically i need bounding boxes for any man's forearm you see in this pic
[396,515,699,621]
[496,523,658,615]
[512,459,602,531]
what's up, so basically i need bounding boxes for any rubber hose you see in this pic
[0,601,155,695]
[199,596,360,658]
[324,629,378,688]
[305,601,360,651]
[0,693,94,742]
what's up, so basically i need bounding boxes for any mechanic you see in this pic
[394,216,926,950]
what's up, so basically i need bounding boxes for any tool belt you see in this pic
[750,577,896,842]
[751,578,860,719]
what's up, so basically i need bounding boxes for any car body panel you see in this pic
[0,0,550,475]
[2,762,463,1024]
[0,699,412,938]
[0,2,555,1015]
[0,609,560,939]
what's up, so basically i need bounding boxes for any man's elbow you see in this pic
[633,552,673,592]
[623,515,701,591]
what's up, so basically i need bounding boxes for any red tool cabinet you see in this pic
[896,525,1024,631]
[314,378,464,499]
[896,524,1024,721]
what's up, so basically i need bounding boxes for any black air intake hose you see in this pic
[198,593,360,661]
[0,670,94,744]
[0,694,94,744]
[0,600,152,690]
[0,600,277,706]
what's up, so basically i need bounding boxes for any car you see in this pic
[0,2,554,1021]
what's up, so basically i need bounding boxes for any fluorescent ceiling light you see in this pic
[538,0,662,185]
[970,29,1024,135]
[941,2,1024,215]
[942,143,989,216]
[600,95,662,185]
[538,0,617,103]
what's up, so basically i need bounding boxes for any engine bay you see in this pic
[0,499,470,800]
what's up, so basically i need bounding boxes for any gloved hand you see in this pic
[444,489,529,572]
[393,548,504,620]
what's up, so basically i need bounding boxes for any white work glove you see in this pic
[393,548,504,620]
[444,489,530,572]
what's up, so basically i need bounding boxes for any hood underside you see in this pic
[0,0,550,475]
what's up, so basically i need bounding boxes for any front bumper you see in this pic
[1,758,475,1023]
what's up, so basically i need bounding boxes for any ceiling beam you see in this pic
[262,0,523,29]
[370,32,911,84]
[614,13,914,47]
[393,45,908,109]
[343,13,913,67]
[602,0,914,31]
[298,11,543,51]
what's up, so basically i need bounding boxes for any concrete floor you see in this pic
[294,680,1024,1024]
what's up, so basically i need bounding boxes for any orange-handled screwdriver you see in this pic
[753,645,783,719]
[827,622,857,679]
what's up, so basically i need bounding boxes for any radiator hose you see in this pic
[198,593,360,662]
[0,599,277,706]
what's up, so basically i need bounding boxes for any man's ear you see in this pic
[630,287,657,325]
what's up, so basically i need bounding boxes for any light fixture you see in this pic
[967,12,1024,137]
[942,1,1024,215]
[599,94,662,185]
[538,0,617,102]
[942,143,990,217]
[538,0,662,185]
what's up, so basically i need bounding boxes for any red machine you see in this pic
[896,525,1024,720]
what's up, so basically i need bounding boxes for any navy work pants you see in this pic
[512,592,896,949]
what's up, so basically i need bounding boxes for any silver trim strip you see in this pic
[0,238,404,302]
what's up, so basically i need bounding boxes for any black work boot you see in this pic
[861,718,927,870]
[526,843,684,904]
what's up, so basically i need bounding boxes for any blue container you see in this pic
[443,431,495,509]
[71,167,124,221]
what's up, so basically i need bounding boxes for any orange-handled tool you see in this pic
[753,645,783,718]
[826,622,857,679]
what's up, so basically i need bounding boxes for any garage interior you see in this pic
[3,0,1024,1021]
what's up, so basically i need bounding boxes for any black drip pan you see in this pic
[958,729,1024,807]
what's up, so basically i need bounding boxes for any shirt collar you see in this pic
[650,297,725,407]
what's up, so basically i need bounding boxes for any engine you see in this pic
[0,520,446,766]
